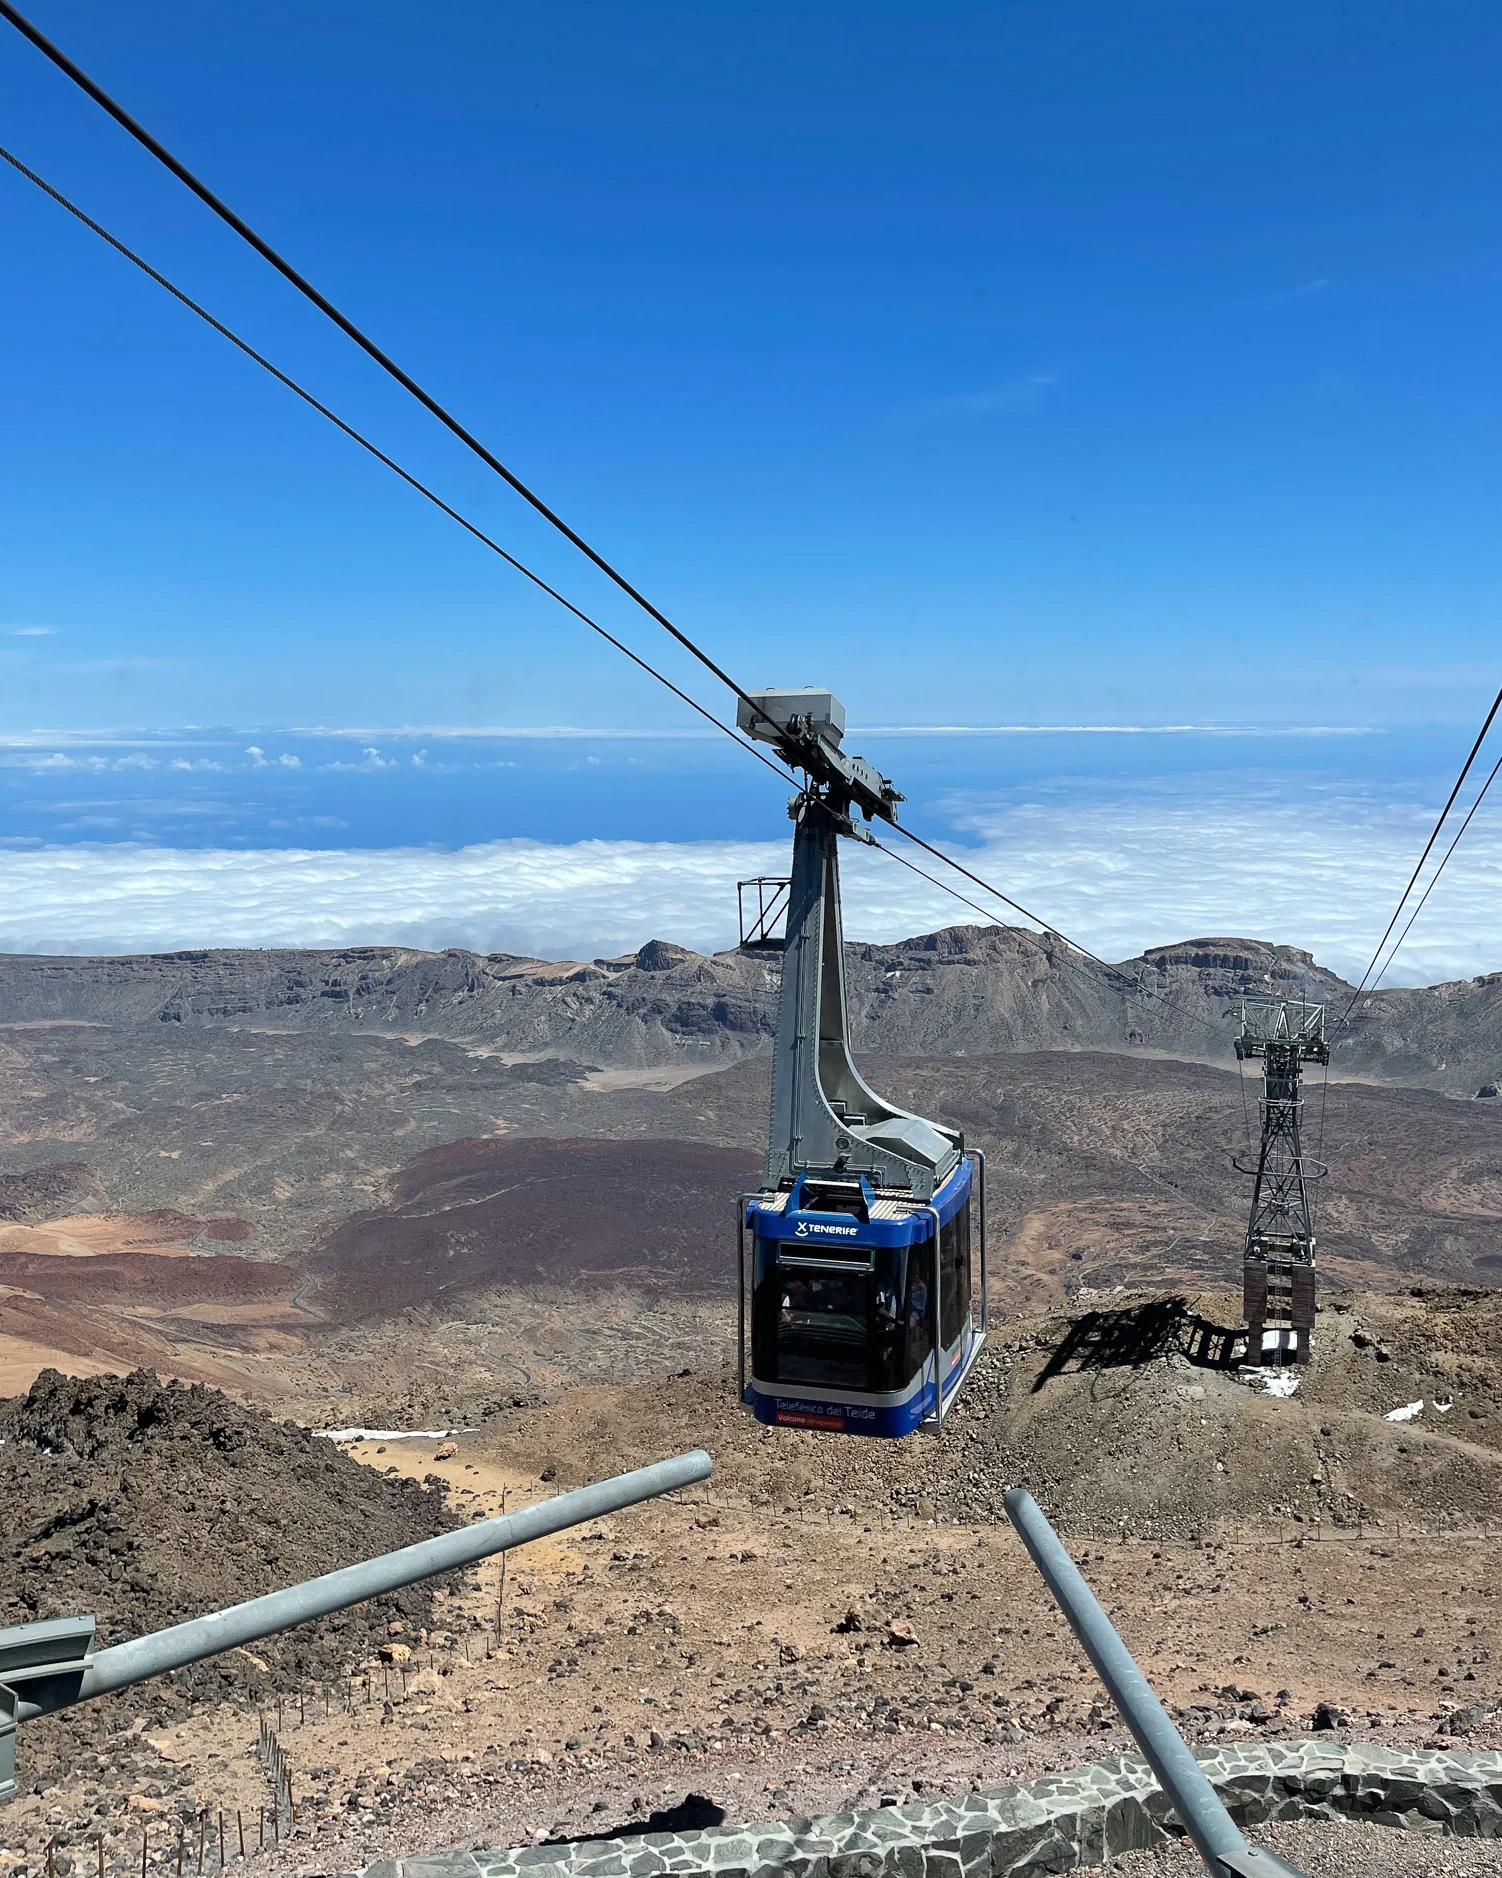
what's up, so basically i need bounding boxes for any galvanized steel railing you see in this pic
[1004,1488,1308,1878]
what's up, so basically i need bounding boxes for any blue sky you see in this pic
[0,4,1499,967]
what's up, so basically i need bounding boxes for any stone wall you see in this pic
[367,1740,1502,1878]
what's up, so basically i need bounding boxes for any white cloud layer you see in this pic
[0,782,1497,984]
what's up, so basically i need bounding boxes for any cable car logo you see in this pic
[794,1219,859,1237]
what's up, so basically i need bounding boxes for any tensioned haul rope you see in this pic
[873,837,1227,1039]
[0,2,1158,976]
[1338,681,1502,1025]
[0,141,791,793]
[1360,744,1502,1003]
[0,137,1131,982]
[0,0,777,735]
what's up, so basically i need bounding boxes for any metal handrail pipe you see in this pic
[1003,1489,1307,1878]
[16,1449,711,1723]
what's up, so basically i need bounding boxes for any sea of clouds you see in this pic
[0,779,1495,985]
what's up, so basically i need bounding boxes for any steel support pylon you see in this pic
[1235,998,1329,1367]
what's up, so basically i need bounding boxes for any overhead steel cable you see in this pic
[883,825,1240,1042]
[1337,680,1502,1026]
[0,0,786,741]
[871,836,1103,968]
[1361,743,1502,1003]
[891,823,1113,970]
[873,836,1131,1002]
[0,0,1234,1002]
[0,1,1120,961]
[0,140,794,795]
[2,139,1135,992]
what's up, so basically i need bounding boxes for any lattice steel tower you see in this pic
[1235,996,1329,1366]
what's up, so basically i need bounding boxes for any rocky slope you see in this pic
[0,1367,456,1671]
[0,1366,460,1797]
[2,928,1502,1092]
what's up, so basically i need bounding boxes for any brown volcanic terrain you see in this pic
[2,931,1502,1871]
[0,1367,457,1825]
[0,1009,1498,1405]
[5,1292,1502,1875]
[314,1137,757,1320]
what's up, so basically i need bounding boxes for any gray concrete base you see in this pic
[368,1740,1502,1878]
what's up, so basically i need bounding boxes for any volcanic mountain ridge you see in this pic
[1,927,1501,1093]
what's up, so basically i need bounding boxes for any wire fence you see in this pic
[28,1482,1498,1871]
[33,1630,506,1877]
[54,1798,269,1876]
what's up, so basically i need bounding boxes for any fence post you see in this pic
[496,1487,509,1630]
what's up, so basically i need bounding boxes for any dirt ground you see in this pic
[1114,1815,1502,1873]
[4,1300,1501,1878]
[0,1365,461,1848]
[5,961,1502,1874]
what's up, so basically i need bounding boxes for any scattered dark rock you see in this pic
[1,1368,458,1786]
[0,1161,98,1223]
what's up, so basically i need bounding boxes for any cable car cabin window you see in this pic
[752,1239,910,1392]
[869,1247,907,1392]
[939,1199,972,1350]
[904,1235,934,1379]
[776,1266,866,1389]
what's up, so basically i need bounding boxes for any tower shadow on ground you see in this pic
[1031,1296,1244,1391]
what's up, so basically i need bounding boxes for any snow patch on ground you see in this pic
[1381,1399,1455,1423]
[1241,1368,1303,1398]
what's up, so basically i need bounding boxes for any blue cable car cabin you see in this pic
[732,687,987,1437]
[744,1161,982,1435]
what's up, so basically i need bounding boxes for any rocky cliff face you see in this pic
[0,926,1499,1093]
[0,941,779,1065]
